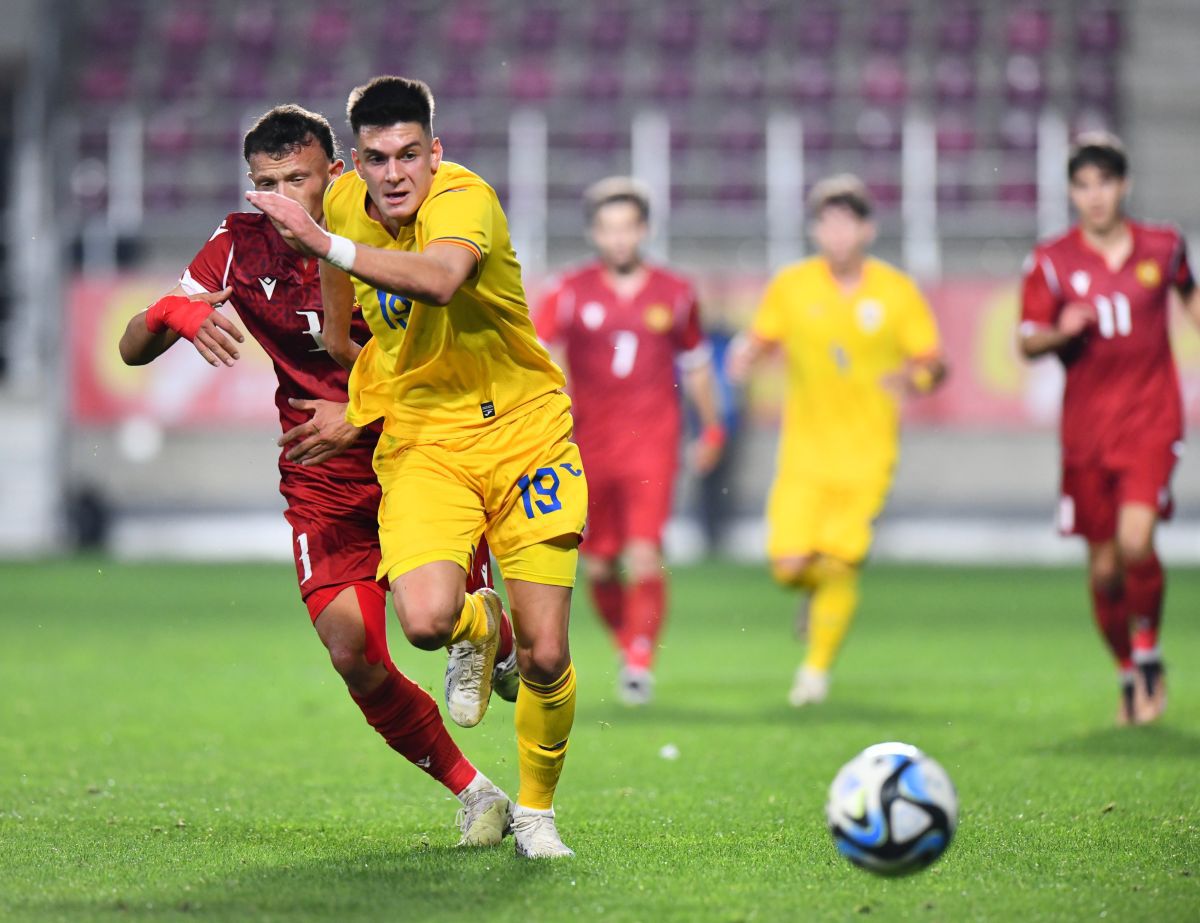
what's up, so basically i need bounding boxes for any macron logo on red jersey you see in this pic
[259,277,277,300]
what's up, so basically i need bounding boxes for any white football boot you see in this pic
[512,807,575,859]
[788,665,829,707]
[445,588,501,727]
[617,665,654,707]
[455,780,513,847]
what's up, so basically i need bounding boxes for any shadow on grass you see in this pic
[23,841,569,922]
[1034,723,1200,760]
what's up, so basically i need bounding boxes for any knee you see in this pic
[394,592,460,651]
[772,555,815,589]
[1089,563,1122,598]
[625,542,662,582]
[1117,537,1154,567]
[585,555,618,583]
[326,641,378,691]
[518,635,571,686]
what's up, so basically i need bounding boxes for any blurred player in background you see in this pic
[535,177,724,706]
[729,175,946,707]
[248,77,587,859]
[118,105,517,845]
[1019,133,1198,725]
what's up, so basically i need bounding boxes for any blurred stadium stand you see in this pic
[2,0,1200,562]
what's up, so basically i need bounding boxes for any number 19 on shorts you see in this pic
[517,467,563,518]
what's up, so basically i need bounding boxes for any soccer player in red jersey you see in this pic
[535,177,724,705]
[1019,133,1200,725]
[118,105,518,843]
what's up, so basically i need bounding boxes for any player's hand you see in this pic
[245,191,329,258]
[689,424,726,475]
[1058,301,1097,338]
[725,334,756,384]
[189,289,243,367]
[278,398,362,466]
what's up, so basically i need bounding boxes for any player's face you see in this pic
[1069,164,1127,235]
[589,201,647,273]
[811,206,875,268]
[352,123,442,229]
[247,142,344,245]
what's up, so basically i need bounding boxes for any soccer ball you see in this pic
[825,742,958,876]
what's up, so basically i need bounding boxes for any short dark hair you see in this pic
[1068,132,1128,180]
[584,176,651,224]
[346,75,435,136]
[243,104,338,163]
[808,173,872,219]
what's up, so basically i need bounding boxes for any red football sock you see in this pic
[1124,554,1164,661]
[590,576,626,639]
[622,576,666,672]
[496,603,514,663]
[1090,581,1133,672]
[351,667,476,794]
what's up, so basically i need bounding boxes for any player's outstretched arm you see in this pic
[682,357,726,474]
[119,285,240,367]
[725,332,776,383]
[278,397,362,466]
[246,190,475,306]
[319,261,362,371]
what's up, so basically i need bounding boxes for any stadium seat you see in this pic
[937,4,981,53]
[162,5,211,57]
[233,3,278,58]
[999,106,1040,151]
[725,2,771,54]
[651,66,694,103]
[799,108,834,154]
[586,5,630,53]
[439,66,481,101]
[307,5,353,55]
[1075,55,1118,108]
[1077,5,1122,53]
[716,111,765,153]
[1004,54,1047,107]
[934,56,977,104]
[656,3,702,55]
[721,59,766,102]
[794,5,840,52]
[862,56,908,107]
[866,4,910,53]
[1006,6,1053,54]
[79,62,131,105]
[145,115,194,158]
[375,6,422,56]
[580,64,623,104]
[516,6,560,53]
[87,2,142,53]
[223,59,269,102]
[443,3,490,55]
[785,57,835,107]
[509,59,555,103]
[935,110,977,156]
[856,107,902,152]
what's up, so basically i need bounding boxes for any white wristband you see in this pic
[324,233,357,272]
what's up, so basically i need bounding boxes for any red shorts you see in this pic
[584,469,677,560]
[1058,443,1181,542]
[281,473,493,621]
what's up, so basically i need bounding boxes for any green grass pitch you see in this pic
[1,558,1198,922]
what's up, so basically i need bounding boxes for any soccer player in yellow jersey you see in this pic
[247,76,585,859]
[729,175,946,707]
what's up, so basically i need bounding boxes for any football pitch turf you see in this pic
[1,558,1198,922]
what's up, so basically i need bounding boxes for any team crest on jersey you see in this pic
[855,299,884,333]
[581,301,606,330]
[1070,270,1090,296]
[1136,259,1162,288]
[643,304,673,333]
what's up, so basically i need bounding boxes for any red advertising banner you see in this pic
[71,271,1200,429]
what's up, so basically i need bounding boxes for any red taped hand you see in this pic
[145,294,215,341]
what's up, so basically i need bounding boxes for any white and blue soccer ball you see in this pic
[825,742,958,876]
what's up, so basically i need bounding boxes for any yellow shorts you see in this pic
[373,391,588,587]
[766,476,890,565]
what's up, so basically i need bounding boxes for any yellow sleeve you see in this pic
[420,183,493,265]
[751,270,791,342]
[896,278,940,358]
[322,173,352,235]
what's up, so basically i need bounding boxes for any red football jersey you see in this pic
[535,263,707,476]
[1021,221,1195,466]
[181,212,378,482]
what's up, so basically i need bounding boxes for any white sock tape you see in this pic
[324,233,357,272]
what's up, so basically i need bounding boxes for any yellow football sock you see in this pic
[803,559,860,672]
[515,662,577,810]
[447,591,489,647]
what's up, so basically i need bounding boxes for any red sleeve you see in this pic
[676,287,704,353]
[532,280,565,344]
[1020,251,1061,329]
[1168,233,1196,296]
[180,220,235,294]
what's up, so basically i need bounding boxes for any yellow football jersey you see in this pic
[323,161,565,440]
[752,256,939,485]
